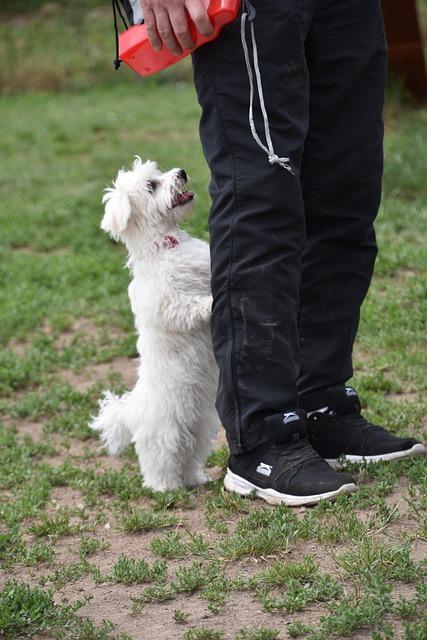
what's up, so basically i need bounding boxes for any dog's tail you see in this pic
[90,391,132,455]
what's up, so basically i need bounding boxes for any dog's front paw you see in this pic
[185,467,210,487]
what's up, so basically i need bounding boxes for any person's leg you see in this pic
[298,0,426,463]
[192,0,358,503]
[193,0,313,454]
[298,0,386,397]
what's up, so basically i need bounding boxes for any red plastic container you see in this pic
[119,0,241,77]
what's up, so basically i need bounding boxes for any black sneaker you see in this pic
[223,410,356,506]
[301,385,427,466]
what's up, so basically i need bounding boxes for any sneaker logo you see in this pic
[345,387,357,397]
[256,462,273,477]
[282,412,299,425]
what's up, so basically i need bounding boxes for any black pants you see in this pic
[192,0,387,454]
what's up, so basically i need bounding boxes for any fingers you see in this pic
[144,8,162,51]
[169,5,195,52]
[156,8,182,56]
[185,0,214,37]
[141,0,213,57]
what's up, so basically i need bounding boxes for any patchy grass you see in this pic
[0,580,131,639]
[0,2,426,639]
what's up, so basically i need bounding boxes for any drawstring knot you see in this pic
[241,1,294,174]
[268,154,292,170]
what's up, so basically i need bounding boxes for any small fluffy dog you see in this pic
[90,157,219,491]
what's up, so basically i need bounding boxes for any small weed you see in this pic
[173,608,189,624]
[109,555,167,585]
[172,562,206,594]
[220,527,290,561]
[204,512,228,534]
[81,466,150,502]
[205,489,251,532]
[150,531,188,559]
[186,531,211,557]
[132,584,175,611]
[335,539,420,583]
[77,536,109,559]
[28,508,79,538]
[310,510,368,544]
[219,505,304,560]
[151,487,194,511]
[287,621,313,638]
[256,573,342,615]
[200,564,231,614]
[250,556,318,588]
[118,508,178,533]
[47,560,93,589]
[25,540,54,566]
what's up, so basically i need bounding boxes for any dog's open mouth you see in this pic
[172,191,194,208]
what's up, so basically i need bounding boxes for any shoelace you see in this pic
[274,435,325,476]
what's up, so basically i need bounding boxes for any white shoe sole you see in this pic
[223,468,357,507]
[326,443,427,468]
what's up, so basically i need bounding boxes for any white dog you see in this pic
[90,157,220,491]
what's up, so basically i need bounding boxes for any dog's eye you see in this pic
[147,180,159,193]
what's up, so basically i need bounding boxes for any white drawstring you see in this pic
[240,2,293,173]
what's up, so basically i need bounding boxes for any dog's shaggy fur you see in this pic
[90,158,220,491]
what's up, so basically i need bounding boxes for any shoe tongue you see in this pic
[264,409,308,445]
[327,385,361,415]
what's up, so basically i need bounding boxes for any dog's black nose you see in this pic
[178,169,187,183]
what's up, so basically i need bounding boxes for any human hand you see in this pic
[140,0,214,56]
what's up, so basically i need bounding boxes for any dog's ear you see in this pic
[101,187,132,240]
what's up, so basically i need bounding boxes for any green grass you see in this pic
[0,2,426,639]
[118,507,179,533]
[0,581,131,639]
[28,508,78,538]
[174,608,190,624]
[0,84,209,351]
[109,555,167,585]
[150,531,189,558]
[335,539,420,583]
